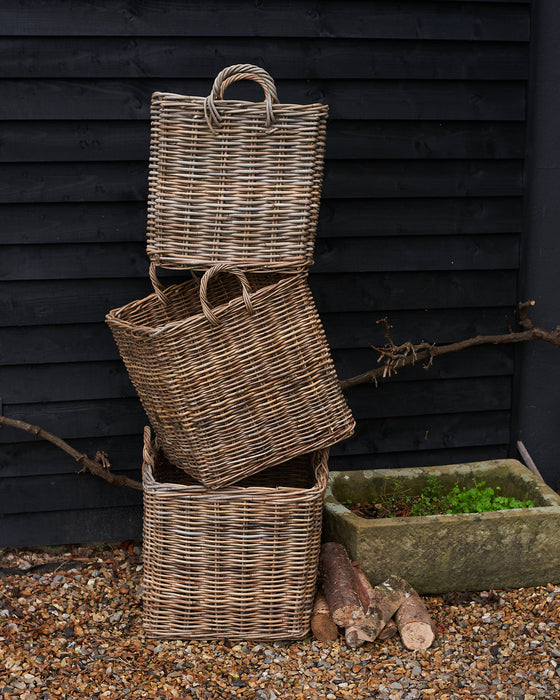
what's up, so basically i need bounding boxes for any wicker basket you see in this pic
[147,63,328,272]
[106,263,354,488]
[142,426,327,640]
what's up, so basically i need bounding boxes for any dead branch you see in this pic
[0,416,143,491]
[1,301,558,491]
[340,301,560,390]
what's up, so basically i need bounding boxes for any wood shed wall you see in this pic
[0,0,531,545]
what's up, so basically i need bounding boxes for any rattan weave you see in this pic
[106,264,354,488]
[142,426,327,640]
[147,63,328,272]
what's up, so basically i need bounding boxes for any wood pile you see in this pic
[313,542,437,650]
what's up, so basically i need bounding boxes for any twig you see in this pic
[0,416,143,491]
[340,301,560,390]
[517,440,545,482]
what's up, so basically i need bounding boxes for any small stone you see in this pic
[63,626,74,638]
[390,682,404,690]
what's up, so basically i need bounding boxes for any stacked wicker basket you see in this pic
[106,65,355,640]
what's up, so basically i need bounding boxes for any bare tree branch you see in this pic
[0,416,143,491]
[1,301,558,490]
[339,301,560,390]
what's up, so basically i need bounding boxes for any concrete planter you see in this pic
[323,460,560,594]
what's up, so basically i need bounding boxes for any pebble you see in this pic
[1,543,560,699]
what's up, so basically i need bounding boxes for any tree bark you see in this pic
[311,589,339,642]
[351,562,398,641]
[355,575,414,641]
[395,591,437,650]
[0,415,143,491]
[320,542,363,627]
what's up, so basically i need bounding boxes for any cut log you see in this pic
[320,542,363,627]
[355,575,414,641]
[395,591,437,650]
[350,563,399,643]
[377,618,398,641]
[311,589,339,642]
[351,561,375,609]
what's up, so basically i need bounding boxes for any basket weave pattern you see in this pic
[147,64,328,271]
[142,427,327,640]
[106,264,354,488]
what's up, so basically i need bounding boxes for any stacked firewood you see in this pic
[313,542,438,650]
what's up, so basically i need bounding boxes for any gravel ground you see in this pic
[1,543,560,700]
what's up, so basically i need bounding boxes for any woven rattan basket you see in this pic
[142,426,327,640]
[147,63,328,272]
[106,263,354,488]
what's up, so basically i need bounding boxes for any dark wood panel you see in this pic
[321,306,517,349]
[0,278,155,327]
[0,234,519,281]
[328,445,509,471]
[0,198,523,245]
[0,345,514,404]
[0,120,526,163]
[1,37,528,79]
[0,160,523,204]
[0,202,147,244]
[314,234,520,272]
[308,270,518,312]
[0,243,149,280]
[0,2,530,40]
[0,80,526,121]
[331,410,511,457]
[0,399,147,443]
[345,376,511,420]
[0,361,134,404]
[0,434,143,478]
[0,410,510,515]
[319,197,523,237]
[0,271,518,327]
[2,472,142,515]
[0,308,517,365]
[0,506,142,547]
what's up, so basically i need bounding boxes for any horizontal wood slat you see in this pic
[2,472,142,515]
[346,376,512,420]
[0,399,146,444]
[1,38,529,80]
[0,198,523,245]
[0,346,514,404]
[0,375,510,444]
[0,2,530,40]
[0,160,524,203]
[0,120,526,162]
[0,80,526,121]
[0,507,142,547]
[0,271,517,327]
[328,445,509,471]
[0,309,516,365]
[332,410,512,457]
[0,434,144,478]
[0,235,520,281]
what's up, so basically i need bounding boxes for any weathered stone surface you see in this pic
[323,460,560,594]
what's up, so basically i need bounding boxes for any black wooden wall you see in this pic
[0,0,531,546]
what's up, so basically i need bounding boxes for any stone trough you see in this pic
[323,460,560,594]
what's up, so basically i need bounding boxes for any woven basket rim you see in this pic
[142,427,329,499]
[151,91,329,112]
[106,272,298,336]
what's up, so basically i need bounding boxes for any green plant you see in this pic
[343,475,534,519]
[442,481,534,514]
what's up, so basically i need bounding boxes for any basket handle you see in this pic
[149,263,200,305]
[199,263,254,326]
[204,64,279,132]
